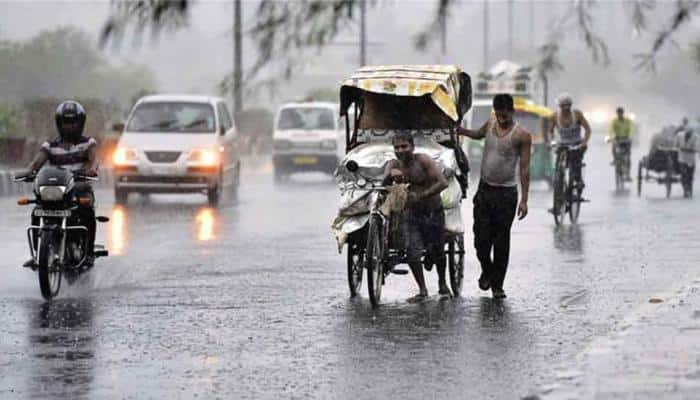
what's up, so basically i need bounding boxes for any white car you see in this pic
[272,102,344,181]
[112,94,241,206]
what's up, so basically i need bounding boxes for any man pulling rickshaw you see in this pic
[382,132,449,299]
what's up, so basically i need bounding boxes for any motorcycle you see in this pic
[14,165,109,300]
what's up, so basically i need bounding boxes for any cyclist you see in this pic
[608,107,634,180]
[548,93,591,189]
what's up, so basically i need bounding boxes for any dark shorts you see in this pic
[403,208,446,264]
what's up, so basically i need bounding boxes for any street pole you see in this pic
[483,0,489,71]
[360,0,367,66]
[233,0,242,114]
[508,0,513,60]
[530,0,535,50]
[440,8,447,59]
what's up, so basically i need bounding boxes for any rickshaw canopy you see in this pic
[340,65,472,129]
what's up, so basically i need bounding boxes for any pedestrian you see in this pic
[675,123,699,198]
[456,93,532,299]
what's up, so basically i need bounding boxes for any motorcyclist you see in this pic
[18,101,99,268]
[608,107,634,180]
[548,93,591,188]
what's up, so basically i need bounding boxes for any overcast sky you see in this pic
[2,0,699,125]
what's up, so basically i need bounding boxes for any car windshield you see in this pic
[277,107,336,130]
[127,102,216,133]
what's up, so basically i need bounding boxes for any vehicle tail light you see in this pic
[78,197,92,206]
[17,197,30,206]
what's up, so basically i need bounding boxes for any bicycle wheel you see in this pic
[552,153,567,225]
[615,158,623,190]
[637,160,644,197]
[569,165,581,224]
[346,242,363,298]
[447,234,465,297]
[366,215,384,308]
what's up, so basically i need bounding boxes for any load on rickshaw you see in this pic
[331,65,472,307]
[637,126,681,198]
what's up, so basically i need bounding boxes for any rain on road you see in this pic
[1,143,698,399]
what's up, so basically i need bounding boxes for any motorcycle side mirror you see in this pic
[112,122,125,132]
[346,160,359,172]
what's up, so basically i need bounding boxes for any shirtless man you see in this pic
[456,93,531,299]
[384,131,449,299]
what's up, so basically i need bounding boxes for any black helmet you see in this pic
[55,100,86,142]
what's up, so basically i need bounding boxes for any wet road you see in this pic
[1,144,698,399]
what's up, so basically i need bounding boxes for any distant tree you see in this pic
[0,104,22,138]
[305,87,338,103]
[100,0,700,84]
[0,27,157,106]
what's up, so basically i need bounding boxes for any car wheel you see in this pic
[207,172,222,207]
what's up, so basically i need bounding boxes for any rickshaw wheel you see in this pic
[447,234,465,297]
[366,215,384,308]
[346,243,364,298]
[637,161,643,197]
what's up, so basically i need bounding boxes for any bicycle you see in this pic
[551,142,586,225]
[613,138,631,191]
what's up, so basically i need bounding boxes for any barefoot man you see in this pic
[383,131,449,300]
[457,94,531,299]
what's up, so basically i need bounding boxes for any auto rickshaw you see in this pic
[331,65,471,307]
[513,97,555,184]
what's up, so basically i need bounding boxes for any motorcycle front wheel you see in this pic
[38,235,62,300]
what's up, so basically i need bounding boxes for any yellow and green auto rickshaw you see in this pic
[513,97,554,184]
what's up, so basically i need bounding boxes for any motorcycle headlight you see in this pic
[320,139,337,150]
[39,186,66,201]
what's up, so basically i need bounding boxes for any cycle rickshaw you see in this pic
[637,130,681,198]
[332,65,472,307]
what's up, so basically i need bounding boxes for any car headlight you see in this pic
[357,178,367,187]
[188,148,220,166]
[39,186,66,201]
[320,139,337,150]
[113,148,138,165]
[273,139,292,151]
